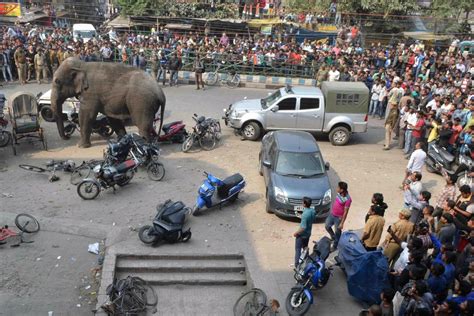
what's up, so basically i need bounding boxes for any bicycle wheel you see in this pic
[205,72,218,86]
[77,180,100,200]
[199,129,216,151]
[70,165,92,185]
[19,164,46,173]
[226,74,240,89]
[15,214,40,233]
[130,276,158,306]
[233,288,268,316]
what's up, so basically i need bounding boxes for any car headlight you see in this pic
[322,189,332,205]
[275,186,287,203]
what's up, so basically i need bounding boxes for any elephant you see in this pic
[51,57,166,148]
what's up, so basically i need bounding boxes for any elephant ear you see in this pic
[72,69,89,96]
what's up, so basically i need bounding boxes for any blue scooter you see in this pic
[192,171,245,215]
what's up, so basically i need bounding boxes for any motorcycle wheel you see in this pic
[181,230,192,242]
[117,171,134,187]
[182,135,194,152]
[99,126,114,138]
[457,171,473,188]
[0,131,11,147]
[199,129,216,151]
[285,288,311,316]
[147,162,165,181]
[192,205,201,216]
[138,225,159,244]
[77,181,100,200]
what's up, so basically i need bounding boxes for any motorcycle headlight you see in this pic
[275,186,287,203]
[93,165,101,173]
[322,189,332,205]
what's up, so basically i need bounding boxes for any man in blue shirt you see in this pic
[293,197,316,267]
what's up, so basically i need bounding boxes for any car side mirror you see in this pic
[263,161,272,168]
[267,92,272,96]
[325,162,330,170]
[271,105,279,112]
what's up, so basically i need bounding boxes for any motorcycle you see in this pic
[425,142,456,174]
[0,117,11,147]
[151,117,188,143]
[182,114,218,152]
[105,133,165,181]
[63,109,114,139]
[138,199,192,245]
[76,155,140,200]
[192,171,245,215]
[445,149,474,188]
[286,237,332,316]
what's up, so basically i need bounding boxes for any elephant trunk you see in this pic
[51,89,68,140]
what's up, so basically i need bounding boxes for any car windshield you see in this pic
[275,151,325,177]
[261,90,281,109]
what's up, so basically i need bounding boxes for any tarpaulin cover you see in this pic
[337,231,389,305]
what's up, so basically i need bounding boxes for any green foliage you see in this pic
[338,0,419,15]
[431,0,471,19]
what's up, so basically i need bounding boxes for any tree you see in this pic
[115,0,166,16]
[338,0,419,16]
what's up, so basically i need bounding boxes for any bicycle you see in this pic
[205,62,241,88]
[0,213,40,247]
[233,288,280,316]
[19,160,76,182]
[182,114,217,152]
[70,159,104,185]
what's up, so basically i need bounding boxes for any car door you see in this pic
[261,135,275,184]
[296,97,323,131]
[266,97,297,130]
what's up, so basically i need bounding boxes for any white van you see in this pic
[72,23,97,43]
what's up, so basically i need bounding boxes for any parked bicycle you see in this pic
[19,160,76,182]
[101,276,158,315]
[233,288,280,316]
[205,61,241,88]
[182,114,218,152]
[0,213,40,247]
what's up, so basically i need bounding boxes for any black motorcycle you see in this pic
[138,200,192,245]
[64,111,114,139]
[105,133,165,181]
[181,113,217,152]
[425,142,456,173]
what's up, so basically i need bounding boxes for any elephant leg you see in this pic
[135,113,154,142]
[78,108,98,148]
[108,117,126,137]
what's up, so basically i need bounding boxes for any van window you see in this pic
[300,98,320,110]
[277,98,296,111]
[336,93,359,106]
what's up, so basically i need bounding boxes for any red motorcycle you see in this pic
[152,118,188,143]
[0,117,11,147]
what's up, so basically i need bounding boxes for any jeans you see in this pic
[325,213,342,247]
[294,236,310,266]
[169,70,178,86]
[369,99,379,116]
[403,130,413,154]
[156,67,166,85]
[1,65,13,81]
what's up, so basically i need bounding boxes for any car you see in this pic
[37,89,79,122]
[259,130,332,220]
[223,82,369,145]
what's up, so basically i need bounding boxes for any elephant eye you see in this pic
[54,78,61,85]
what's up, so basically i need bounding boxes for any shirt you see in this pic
[393,242,409,272]
[384,219,414,244]
[407,149,426,173]
[328,70,340,81]
[363,215,385,247]
[412,119,425,138]
[299,207,315,239]
[438,223,456,245]
[331,193,352,218]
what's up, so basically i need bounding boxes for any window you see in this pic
[277,98,296,111]
[300,98,320,110]
[336,93,360,106]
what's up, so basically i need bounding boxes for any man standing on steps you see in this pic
[292,197,316,267]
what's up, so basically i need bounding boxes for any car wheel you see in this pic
[329,126,350,146]
[242,122,261,141]
[40,106,55,122]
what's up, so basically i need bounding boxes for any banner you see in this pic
[0,2,21,17]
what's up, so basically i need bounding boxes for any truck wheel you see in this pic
[242,122,261,141]
[329,126,350,146]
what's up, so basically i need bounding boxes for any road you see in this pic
[0,82,444,315]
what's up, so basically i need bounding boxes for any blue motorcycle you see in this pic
[286,237,332,316]
[192,171,245,215]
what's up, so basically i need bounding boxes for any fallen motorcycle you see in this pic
[64,110,114,139]
[192,171,245,215]
[151,117,188,143]
[138,200,192,245]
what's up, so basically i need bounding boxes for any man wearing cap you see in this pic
[382,209,414,263]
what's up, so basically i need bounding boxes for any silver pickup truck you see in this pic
[223,82,369,145]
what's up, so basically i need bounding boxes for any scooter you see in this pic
[138,200,192,245]
[0,117,11,147]
[152,118,188,143]
[286,237,332,316]
[425,142,456,174]
[192,171,245,215]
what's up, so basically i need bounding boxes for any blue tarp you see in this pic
[337,231,390,305]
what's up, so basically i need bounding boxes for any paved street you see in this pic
[0,82,445,315]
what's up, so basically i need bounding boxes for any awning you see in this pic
[165,23,193,30]
[107,15,131,28]
[402,31,453,41]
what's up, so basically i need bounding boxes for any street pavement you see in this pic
[0,82,445,315]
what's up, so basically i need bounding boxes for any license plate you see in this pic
[294,205,304,211]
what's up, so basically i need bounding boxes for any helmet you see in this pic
[63,160,76,172]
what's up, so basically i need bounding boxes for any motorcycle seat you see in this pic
[218,173,244,198]
[115,160,136,173]
[162,121,182,133]
[438,146,455,163]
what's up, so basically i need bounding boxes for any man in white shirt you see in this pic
[407,142,426,174]
[403,107,418,154]
[328,66,340,81]
[426,94,440,111]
